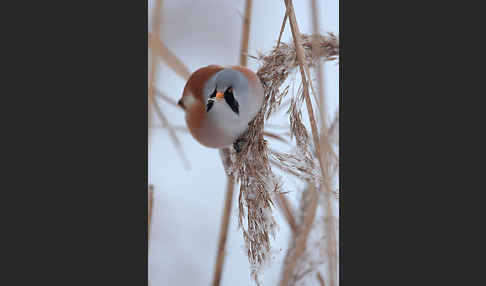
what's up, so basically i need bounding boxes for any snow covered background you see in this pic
[148,0,339,285]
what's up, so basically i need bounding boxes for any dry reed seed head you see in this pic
[288,97,309,148]
[223,33,338,284]
[270,150,319,186]
[256,33,339,121]
[226,109,278,284]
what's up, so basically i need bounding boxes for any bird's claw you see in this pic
[233,138,247,153]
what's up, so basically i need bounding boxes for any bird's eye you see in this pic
[209,89,217,98]
[206,88,217,112]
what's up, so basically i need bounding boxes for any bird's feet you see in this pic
[233,138,247,153]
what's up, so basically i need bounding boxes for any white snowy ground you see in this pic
[148,1,339,285]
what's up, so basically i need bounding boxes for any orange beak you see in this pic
[215,92,224,99]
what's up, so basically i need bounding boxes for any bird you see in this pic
[177,65,264,151]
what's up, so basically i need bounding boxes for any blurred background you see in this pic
[148,0,339,285]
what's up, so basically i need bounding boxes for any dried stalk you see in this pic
[274,8,339,284]
[319,131,338,286]
[283,0,326,185]
[317,272,326,286]
[147,0,188,159]
[148,185,154,286]
[148,3,163,284]
[148,0,163,86]
[212,149,235,286]
[276,194,298,233]
[152,87,180,108]
[309,1,338,285]
[148,0,163,141]
[242,52,258,61]
[150,94,190,169]
[285,0,324,119]
[279,185,318,286]
[310,0,326,115]
[239,0,253,66]
[148,185,154,243]
[277,191,329,286]
[148,33,191,80]
[322,189,337,286]
[277,10,288,48]
[316,87,338,286]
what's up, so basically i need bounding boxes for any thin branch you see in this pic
[150,93,190,169]
[148,33,191,80]
[212,148,235,286]
[279,185,318,286]
[239,0,253,66]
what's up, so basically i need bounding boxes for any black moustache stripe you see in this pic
[224,93,239,115]
[206,100,214,112]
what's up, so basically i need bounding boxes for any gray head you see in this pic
[203,69,251,116]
